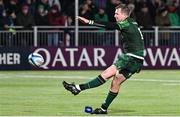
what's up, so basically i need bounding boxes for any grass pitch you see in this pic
[0,70,180,116]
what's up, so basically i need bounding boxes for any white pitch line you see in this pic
[132,79,180,83]
[0,74,87,79]
[0,74,180,84]
[0,116,179,117]
[15,75,86,79]
[163,83,180,86]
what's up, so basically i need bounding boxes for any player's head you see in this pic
[114,4,131,21]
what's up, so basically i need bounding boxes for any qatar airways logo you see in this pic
[144,48,180,67]
[34,48,107,69]
[33,47,180,69]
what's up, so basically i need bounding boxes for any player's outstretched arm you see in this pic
[77,16,119,30]
[77,16,90,24]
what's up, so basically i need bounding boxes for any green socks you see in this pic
[101,91,118,110]
[79,75,106,90]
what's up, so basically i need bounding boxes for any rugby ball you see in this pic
[28,53,44,67]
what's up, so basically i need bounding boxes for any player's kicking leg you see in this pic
[62,65,122,114]
[62,65,116,95]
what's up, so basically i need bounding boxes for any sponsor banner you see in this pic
[144,47,180,69]
[0,48,31,70]
[32,47,180,70]
[0,47,179,70]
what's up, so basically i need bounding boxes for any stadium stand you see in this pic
[0,0,180,47]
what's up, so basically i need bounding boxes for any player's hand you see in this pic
[77,16,90,24]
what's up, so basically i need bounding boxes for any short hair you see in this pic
[115,4,131,16]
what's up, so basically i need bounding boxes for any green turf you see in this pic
[0,70,180,116]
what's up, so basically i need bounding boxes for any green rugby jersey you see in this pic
[89,17,144,59]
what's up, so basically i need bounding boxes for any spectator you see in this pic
[5,10,17,28]
[0,0,4,19]
[0,0,16,30]
[48,5,66,26]
[94,8,108,22]
[24,0,36,16]
[0,9,16,46]
[136,2,154,46]
[48,0,61,11]
[94,8,109,45]
[155,7,170,26]
[5,0,20,15]
[167,3,180,45]
[48,4,66,46]
[85,0,98,19]
[168,4,180,26]
[35,4,49,46]
[64,1,75,25]
[79,3,93,21]
[136,3,153,28]
[35,5,48,25]
[37,0,50,15]
[16,4,35,28]
[147,0,165,25]
[0,9,6,46]
[155,7,170,46]
[16,4,35,46]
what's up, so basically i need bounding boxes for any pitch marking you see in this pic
[0,74,180,83]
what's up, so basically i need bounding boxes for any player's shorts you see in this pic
[114,54,143,79]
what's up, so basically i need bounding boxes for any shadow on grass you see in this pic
[110,108,135,114]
